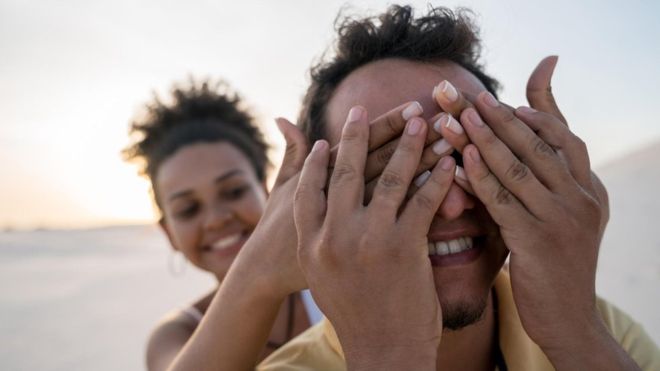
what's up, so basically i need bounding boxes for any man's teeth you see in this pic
[428,237,474,256]
[211,234,242,250]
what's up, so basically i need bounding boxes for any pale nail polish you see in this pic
[445,115,464,135]
[433,114,448,133]
[414,170,432,187]
[454,166,467,181]
[432,138,452,155]
[407,117,423,135]
[348,106,364,122]
[467,110,485,127]
[439,80,458,102]
[402,101,423,120]
[482,92,499,107]
[440,156,454,171]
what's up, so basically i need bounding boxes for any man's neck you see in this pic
[435,291,497,371]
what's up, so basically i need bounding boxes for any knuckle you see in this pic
[378,170,406,190]
[493,184,514,205]
[330,163,358,185]
[412,192,437,213]
[529,136,555,158]
[498,107,518,126]
[504,160,530,183]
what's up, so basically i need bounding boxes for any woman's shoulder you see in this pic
[145,308,201,370]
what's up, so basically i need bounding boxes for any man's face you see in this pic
[325,58,509,329]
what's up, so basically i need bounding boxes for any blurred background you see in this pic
[1,0,658,370]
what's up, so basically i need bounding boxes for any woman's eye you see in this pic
[176,204,199,219]
[224,186,249,200]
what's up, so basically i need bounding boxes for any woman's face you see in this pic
[155,142,267,278]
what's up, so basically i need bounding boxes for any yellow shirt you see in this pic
[258,271,660,370]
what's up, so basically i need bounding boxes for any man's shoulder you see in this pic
[257,319,345,371]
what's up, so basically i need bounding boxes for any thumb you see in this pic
[526,55,567,125]
[273,117,309,187]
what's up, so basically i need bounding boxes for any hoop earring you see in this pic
[168,250,187,276]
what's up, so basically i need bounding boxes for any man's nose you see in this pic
[203,205,233,230]
[435,182,475,220]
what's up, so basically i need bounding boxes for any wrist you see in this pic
[344,342,438,371]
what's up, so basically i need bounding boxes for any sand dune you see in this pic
[1,142,658,370]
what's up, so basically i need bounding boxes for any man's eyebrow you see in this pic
[167,169,245,202]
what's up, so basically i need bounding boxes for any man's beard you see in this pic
[441,297,487,331]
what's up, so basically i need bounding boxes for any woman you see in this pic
[122,79,312,370]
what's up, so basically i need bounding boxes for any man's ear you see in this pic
[158,217,179,252]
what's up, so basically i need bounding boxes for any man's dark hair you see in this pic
[122,78,269,210]
[298,5,500,143]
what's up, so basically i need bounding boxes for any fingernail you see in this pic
[312,140,327,152]
[407,117,423,136]
[516,106,537,115]
[469,147,481,163]
[432,138,452,155]
[467,110,485,128]
[348,106,365,123]
[439,156,454,171]
[402,101,423,120]
[433,114,447,133]
[414,170,432,187]
[481,92,499,107]
[445,115,464,135]
[438,80,458,102]
[454,165,467,181]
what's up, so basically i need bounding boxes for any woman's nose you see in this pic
[203,205,233,230]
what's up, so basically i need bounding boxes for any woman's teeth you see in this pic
[428,237,474,256]
[211,233,242,251]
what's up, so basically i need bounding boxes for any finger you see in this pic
[327,106,369,213]
[431,112,471,153]
[274,118,309,187]
[526,55,567,124]
[294,140,330,239]
[369,117,427,217]
[328,101,424,166]
[462,144,532,229]
[432,80,475,118]
[364,126,454,183]
[471,94,574,193]
[515,106,593,193]
[459,107,552,217]
[400,156,455,235]
[453,166,475,196]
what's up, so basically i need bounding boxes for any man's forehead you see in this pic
[325,58,487,144]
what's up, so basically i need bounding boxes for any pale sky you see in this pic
[2,0,659,229]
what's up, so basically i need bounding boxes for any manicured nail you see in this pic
[402,101,423,120]
[312,140,327,152]
[432,138,452,155]
[348,106,365,123]
[467,110,485,128]
[414,170,431,187]
[438,80,458,102]
[516,106,537,115]
[407,117,423,136]
[433,114,447,133]
[445,115,464,135]
[482,92,499,107]
[469,147,481,163]
[439,156,454,171]
[454,165,467,181]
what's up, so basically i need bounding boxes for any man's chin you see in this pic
[440,297,488,331]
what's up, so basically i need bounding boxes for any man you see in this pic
[259,5,659,370]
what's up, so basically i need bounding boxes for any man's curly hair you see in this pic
[298,5,500,143]
[123,79,269,209]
